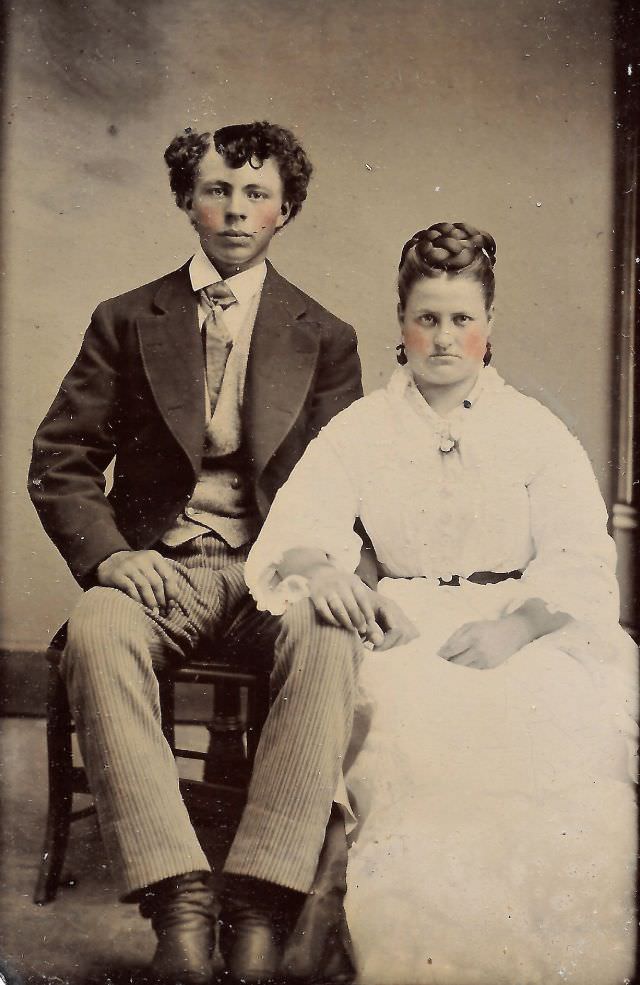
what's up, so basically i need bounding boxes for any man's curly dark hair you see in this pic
[164,121,313,225]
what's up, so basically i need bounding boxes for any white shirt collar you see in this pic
[189,246,267,305]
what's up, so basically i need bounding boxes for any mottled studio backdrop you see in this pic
[2,0,616,649]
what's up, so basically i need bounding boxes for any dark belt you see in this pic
[438,570,522,587]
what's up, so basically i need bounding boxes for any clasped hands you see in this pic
[306,565,419,651]
[307,565,535,667]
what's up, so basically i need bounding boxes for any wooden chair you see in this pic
[33,624,270,905]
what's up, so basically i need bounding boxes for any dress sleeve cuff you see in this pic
[245,529,363,615]
[501,590,566,620]
[251,571,312,616]
[500,572,619,632]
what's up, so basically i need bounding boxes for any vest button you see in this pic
[230,475,241,490]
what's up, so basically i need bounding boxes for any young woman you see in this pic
[245,223,638,984]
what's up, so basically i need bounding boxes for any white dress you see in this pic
[245,366,638,985]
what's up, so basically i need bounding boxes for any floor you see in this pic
[3,716,638,985]
[0,717,236,985]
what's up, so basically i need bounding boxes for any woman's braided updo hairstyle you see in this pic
[397,222,497,366]
[164,121,313,224]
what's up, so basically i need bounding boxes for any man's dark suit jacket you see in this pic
[29,260,363,587]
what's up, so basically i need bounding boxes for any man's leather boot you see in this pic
[139,870,219,984]
[219,875,303,984]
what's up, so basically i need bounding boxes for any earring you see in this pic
[483,340,492,366]
[396,342,408,365]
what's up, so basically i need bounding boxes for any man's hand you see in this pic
[307,565,418,650]
[438,614,533,670]
[96,550,180,613]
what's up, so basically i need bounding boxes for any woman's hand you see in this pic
[438,599,572,670]
[308,565,418,651]
[438,613,533,670]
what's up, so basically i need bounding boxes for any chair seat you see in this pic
[46,626,265,681]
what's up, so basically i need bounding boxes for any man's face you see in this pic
[186,147,291,276]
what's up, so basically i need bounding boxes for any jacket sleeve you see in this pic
[308,318,363,438]
[28,302,132,584]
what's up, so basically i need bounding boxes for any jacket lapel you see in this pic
[136,264,205,474]
[244,262,320,482]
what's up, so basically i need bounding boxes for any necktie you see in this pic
[201,281,238,411]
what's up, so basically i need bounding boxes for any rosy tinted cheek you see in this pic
[252,202,282,229]
[403,323,431,355]
[200,205,223,223]
[463,326,487,360]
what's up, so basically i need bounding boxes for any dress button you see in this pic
[463,399,472,409]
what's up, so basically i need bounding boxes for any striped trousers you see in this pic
[62,535,362,900]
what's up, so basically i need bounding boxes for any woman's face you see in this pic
[399,275,492,393]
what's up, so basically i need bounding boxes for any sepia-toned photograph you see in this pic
[1,1,638,983]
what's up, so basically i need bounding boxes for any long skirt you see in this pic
[341,578,638,985]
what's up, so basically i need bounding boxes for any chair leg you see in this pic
[245,678,270,766]
[159,676,176,752]
[34,666,74,905]
[204,681,249,786]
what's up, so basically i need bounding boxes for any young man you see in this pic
[29,122,363,984]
